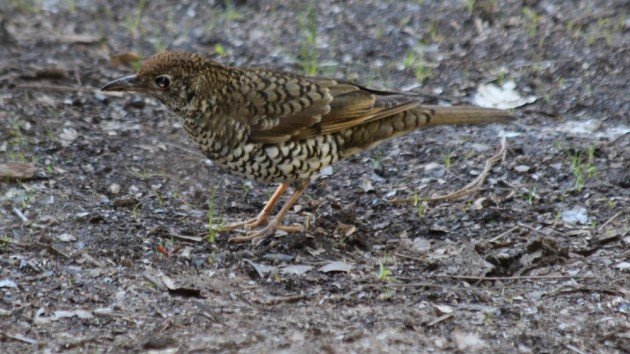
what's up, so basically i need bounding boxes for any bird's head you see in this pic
[102,51,216,111]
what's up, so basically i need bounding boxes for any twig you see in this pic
[516,222,563,236]
[389,137,508,204]
[399,274,594,281]
[343,285,366,299]
[2,238,30,248]
[547,287,624,298]
[79,251,105,267]
[566,344,587,354]
[12,207,29,223]
[253,294,307,305]
[516,222,549,235]
[2,332,38,345]
[597,211,623,233]
[378,282,452,289]
[164,233,203,243]
[35,242,70,259]
[395,253,425,262]
[427,313,454,327]
[428,136,507,201]
[488,226,519,243]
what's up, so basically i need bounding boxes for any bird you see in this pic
[103,51,512,244]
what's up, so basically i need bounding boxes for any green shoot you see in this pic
[123,0,147,38]
[523,189,536,205]
[223,0,243,21]
[377,261,393,282]
[0,235,9,252]
[206,188,223,243]
[521,7,540,38]
[569,145,597,192]
[442,151,453,170]
[298,6,318,76]
[403,46,433,82]
[412,194,428,217]
[214,43,228,57]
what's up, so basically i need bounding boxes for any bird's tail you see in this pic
[341,104,513,156]
[421,105,514,126]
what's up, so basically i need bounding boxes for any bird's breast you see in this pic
[190,130,345,183]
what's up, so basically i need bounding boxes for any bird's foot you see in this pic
[220,215,269,232]
[228,222,304,245]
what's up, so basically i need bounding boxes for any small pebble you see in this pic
[109,183,121,194]
[57,233,77,242]
[561,206,588,224]
[514,165,530,173]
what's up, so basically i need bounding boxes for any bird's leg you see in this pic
[221,183,289,231]
[229,180,309,244]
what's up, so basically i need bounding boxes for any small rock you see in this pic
[429,224,449,234]
[244,259,277,278]
[453,331,488,352]
[57,233,77,242]
[514,165,530,173]
[561,207,588,224]
[280,265,313,275]
[613,262,629,272]
[360,179,374,193]
[59,128,78,147]
[412,238,431,252]
[93,92,108,103]
[319,261,352,273]
[0,279,17,288]
[433,304,454,314]
[109,183,121,194]
[319,166,333,177]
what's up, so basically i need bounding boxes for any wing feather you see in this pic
[232,69,420,144]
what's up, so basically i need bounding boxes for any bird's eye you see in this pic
[155,76,170,89]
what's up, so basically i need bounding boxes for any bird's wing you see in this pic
[235,69,333,144]
[236,69,420,144]
[293,82,420,140]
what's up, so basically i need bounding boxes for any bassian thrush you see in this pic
[103,51,512,244]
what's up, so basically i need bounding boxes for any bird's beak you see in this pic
[102,75,145,92]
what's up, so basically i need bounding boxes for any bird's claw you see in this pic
[220,215,269,232]
[228,222,305,245]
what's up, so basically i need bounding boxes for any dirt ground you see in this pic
[1,0,628,353]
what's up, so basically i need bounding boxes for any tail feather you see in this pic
[340,104,513,156]
[422,105,514,126]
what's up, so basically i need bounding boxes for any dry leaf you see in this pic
[319,261,352,273]
[432,303,454,314]
[280,265,314,275]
